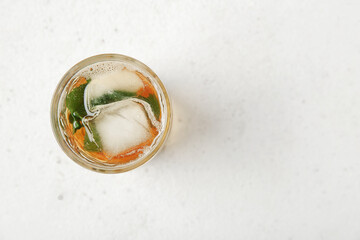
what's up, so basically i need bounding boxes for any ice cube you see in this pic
[94,99,152,157]
[86,68,143,100]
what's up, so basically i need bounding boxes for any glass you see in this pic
[51,54,172,173]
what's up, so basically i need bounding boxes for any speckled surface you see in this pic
[1,0,360,239]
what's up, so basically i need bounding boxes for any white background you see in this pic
[1,0,360,239]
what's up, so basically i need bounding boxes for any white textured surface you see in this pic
[1,0,360,239]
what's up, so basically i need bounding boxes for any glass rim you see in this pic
[50,53,172,174]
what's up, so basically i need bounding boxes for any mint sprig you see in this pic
[65,79,91,133]
[90,90,136,107]
[84,124,102,152]
[139,94,161,120]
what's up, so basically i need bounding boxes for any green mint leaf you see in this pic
[139,94,161,120]
[68,112,75,124]
[90,90,136,107]
[72,111,82,120]
[72,121,82,133]
[84,125,102,152]
[65,83,88,118]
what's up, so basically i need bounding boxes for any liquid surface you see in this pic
[63,61,162,164]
